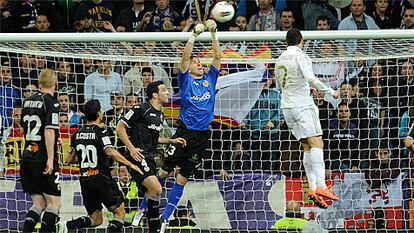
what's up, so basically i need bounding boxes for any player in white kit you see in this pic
[275,28,340,208]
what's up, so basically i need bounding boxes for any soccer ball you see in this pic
[211,1,235,23]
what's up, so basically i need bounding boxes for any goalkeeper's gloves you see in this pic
[204,19,218,40]
[189,23,206,43]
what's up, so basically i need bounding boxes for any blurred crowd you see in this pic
[0,0,413,33]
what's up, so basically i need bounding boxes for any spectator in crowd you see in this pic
[273,200,308,230]
[394,60,414,119]
[107,166,139,226]
[35,14,50,32]
[312,41,346,89]
[58,93,82,128]
[116,0,148,32]
[58,113,69,129]
[10,0,61,32]
[76,58,95,76]
[302,0,340,30]
[364,141,400,229]
[338,0,380,30]
[402,7,414,29]
[279,8,295,31]
[327,102,359,172]
[241,78,283,171]
[347,51,369,90]
[125,93,140,110]
[22,84,37,100]
[327,0,352,22]
[137,0,185,32]
[316,15,331,30]
[74,0,115,32]
[181,0,213,25]
[390,0,414,28]
[3,105,23,139]
[1,60,21,131]
[56,0,81,31]
[0,0,15,32]
[368,0,392,29]
[84,60,123,112]
[228,21,241,31]
[104,91,126,130]
[235,15,248,31]
[33,56,47,75]
[168,205,196,228]
[124,58,173,96]
[57,60,83,107]
[12,54,38,89]
[247,0,280,31]
[76,14,98,32]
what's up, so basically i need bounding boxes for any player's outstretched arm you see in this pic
[297,54,338,98]
[116,121,144,161]
[180,23,206,72]
[104,147,143,175]
[205,19,221,70]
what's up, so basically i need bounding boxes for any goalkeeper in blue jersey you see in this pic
[136,19,221,232]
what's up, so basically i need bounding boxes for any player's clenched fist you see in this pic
[204,19,217,32]
[192,23,206,37]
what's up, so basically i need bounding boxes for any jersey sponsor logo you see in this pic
[190,91,211,101]
[203,80,209,87]
[147,124,162,131]
[149,113,157,117]
[23,100,43,108]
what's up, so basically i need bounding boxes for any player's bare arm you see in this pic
[179,23,206,72]
[44,128,55,175]
[116,121,144,161]
[205,19,221,70]
[158,137,187,147]
[104,147,143,175]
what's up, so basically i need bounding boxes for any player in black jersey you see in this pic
[20,69,61,233]
[117,80,186,233]
[56,99,143,233]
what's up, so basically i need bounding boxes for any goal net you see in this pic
[1,30,414,232]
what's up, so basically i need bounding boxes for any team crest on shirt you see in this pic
[203,80,209,87]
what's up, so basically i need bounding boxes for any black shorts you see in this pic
[80,175,124,215]
[162,124,210,179]
[20,161,61,196]
[127,156,157,185]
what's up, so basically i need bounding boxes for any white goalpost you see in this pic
[1,30,414,232]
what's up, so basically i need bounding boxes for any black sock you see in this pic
[107,218,123,233]
[23,210,41,232]
[66,216,93,229]
[147,198,160,233]
[40,210,58,233]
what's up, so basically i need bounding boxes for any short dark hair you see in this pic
[142,66,154,76]
[286,28,302,46]
[83,99,101,122]
[146,80,165,100]
[316,15,329,25]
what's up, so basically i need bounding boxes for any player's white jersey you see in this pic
[275,46,334,109]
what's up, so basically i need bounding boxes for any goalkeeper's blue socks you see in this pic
[161,182,184,221]
[139,173,165,210]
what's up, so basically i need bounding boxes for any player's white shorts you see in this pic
[282,104,323,140]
